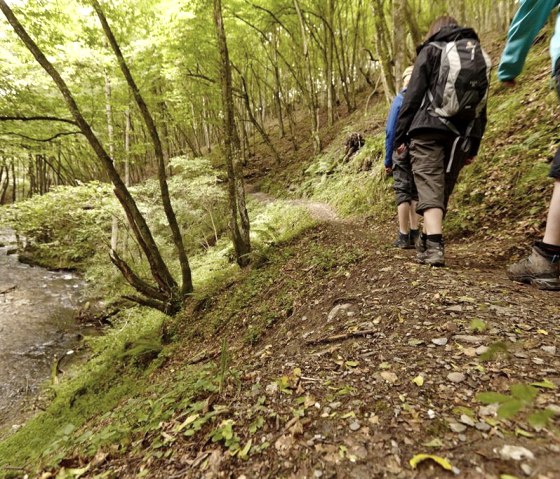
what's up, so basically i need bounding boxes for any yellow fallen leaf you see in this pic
[412,375,424,387]
[409,453,453,471]
[537,329,548,335]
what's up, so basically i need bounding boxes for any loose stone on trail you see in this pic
[447,372,466,383]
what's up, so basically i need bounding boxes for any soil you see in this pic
[75,201,560,479]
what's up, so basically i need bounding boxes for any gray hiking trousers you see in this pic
[392,149,418,206]
[409,132,470,215]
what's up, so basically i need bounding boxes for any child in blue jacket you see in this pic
[385,66,420,248]
[499,0,560,290]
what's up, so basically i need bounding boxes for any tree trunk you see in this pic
[0,0,185,315]
[393,0,407,92]
[294,0,321,153]
[91,0,193,299]
[213,0,251,267]
[239,72,281,164]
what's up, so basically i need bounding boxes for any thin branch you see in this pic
[305,329,379,346]
[0,115,79,125]
[0,131,82,142]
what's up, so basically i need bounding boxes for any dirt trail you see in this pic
[250,191,342,223]
[87,217,560,479]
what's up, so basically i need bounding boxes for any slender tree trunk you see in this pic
[294,0,321,152]
[0,0,186,315]
[239,72,281,164]
[91,0,193,299]
[213,0,251,267]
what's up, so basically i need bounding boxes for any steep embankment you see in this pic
[1,30,560,479]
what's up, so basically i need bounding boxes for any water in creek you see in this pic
[0,230,84,430]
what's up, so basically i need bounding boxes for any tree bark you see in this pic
[213,0,251,267]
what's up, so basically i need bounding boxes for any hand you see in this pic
[396,144,407,155]
[501,79,516,88]
[385,166,393,176]
[465,156,476,165]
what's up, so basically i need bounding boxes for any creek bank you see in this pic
[0,230,89,436]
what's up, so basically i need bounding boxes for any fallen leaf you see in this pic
[412,375,424,387]
[409,453,455,472]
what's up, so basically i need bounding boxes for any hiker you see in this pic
[498,1,560,290]
[393,16,491,266]
[385,66,421,249]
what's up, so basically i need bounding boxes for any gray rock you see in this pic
[447,372,466,383]
[349,421,361,431]
[432,337,448,346]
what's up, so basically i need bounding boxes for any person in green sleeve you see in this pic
[498,0,560,290]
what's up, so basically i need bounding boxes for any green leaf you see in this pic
[530,379,556,390]
[469,318,487,333]
[527,409,554,429]
[409,454,454,471]
[476,391,510,404]
[515,428,535,438]
[238,439,252,460]
[510,384,538,402]
[497,399,524,419]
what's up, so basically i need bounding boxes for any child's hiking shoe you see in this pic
[416,233,427,254]
[507,246,560,290]
[409,229,420,249]
[394,232,414,249]
[417,240,445,267]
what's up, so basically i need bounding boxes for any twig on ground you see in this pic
[305,329,378,346]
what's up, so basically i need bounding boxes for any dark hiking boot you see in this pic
[409,229,420,249]
[394,232,413,249]
[416,233,427,254]
[417,240,445,267]
[507,246,560,290]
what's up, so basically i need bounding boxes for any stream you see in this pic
[0,230,85,431]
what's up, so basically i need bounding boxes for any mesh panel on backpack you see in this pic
[429,38,492,124]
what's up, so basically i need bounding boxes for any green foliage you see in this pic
[476,381,555,428]
[0,182,114,270]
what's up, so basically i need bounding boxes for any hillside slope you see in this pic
[1,29,560,479]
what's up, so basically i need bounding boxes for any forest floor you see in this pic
[66,197,560,479]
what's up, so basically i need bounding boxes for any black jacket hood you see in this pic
[416,26,479,54]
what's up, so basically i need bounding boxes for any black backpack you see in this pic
[427,38,492,134]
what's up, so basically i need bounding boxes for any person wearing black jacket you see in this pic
[393,16,488,267]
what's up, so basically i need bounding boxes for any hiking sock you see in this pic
[409,229,420,239]
[427,234,443,245]
[535,241,560,262]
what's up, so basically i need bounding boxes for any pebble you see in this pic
[449,422,467,433]
[541,345,556,355]
[314,471,323,478]
[349,421,361,431]
[497,445,535,461]
[447,372,466,383]
[432,337,448,346]
[521,463,532,476]
[460,414,475,427]
[475,345,489,355]
[475,421,491,432]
